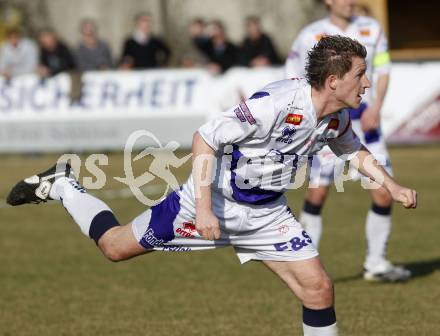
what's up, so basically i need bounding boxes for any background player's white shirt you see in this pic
[285,16,390,105]
[198,79,361,204]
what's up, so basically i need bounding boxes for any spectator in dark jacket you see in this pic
[76,18,113,71]
[188,18,211,56]
[37,28,76,77]
[181,18,209,68]
[120,12,171,69]
[201,20,239,74]
[240,16,280,67]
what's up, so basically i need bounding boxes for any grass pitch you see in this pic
[1,146,439,335]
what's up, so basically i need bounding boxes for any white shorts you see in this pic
[309,120,393,187]
[131,177,318,264]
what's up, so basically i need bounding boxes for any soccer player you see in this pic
[285,0,409,282]
[7,36,417,336]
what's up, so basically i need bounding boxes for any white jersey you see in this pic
[198,79,362,205]
[285,16,390,105]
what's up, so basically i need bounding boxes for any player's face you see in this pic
[326,0,356,20]
[335,56,370,109]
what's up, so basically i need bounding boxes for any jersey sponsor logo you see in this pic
[276,126,297,144]
[176,228,194,238]
[359,29,370,36]
[249,91,270,100]
[239,102,256,125]
[141,227,165,247]
[162,245,192,252]
[285,113,303,125]
[234,107,247,122]
[274,230,312,252]
[176,221,197,238]
[183,221,196,231]
[327,118,340,130]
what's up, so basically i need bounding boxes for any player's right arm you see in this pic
[352,146,417,209]
[192,94,277,240]
[192,132,220,240]
[328,112,417,209]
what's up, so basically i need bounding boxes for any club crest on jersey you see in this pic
[327,118,340,130]
[285,113,303,125]
[359,29,370,36]
[276,126,296,144]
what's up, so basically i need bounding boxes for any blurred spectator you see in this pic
[0,28,38,78]
[37,28,76,77]
[120,12,171,69]
[181,18,209,68]
[353,3,371,16]
[199,20,239,74]
[188,18,210,55]
[239,16,280,67]
[76,18,113,71]
[180,48,209,69]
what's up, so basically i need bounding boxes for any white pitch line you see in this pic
[0,184,167,209]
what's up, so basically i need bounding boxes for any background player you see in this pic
[8,36,417,335]
[285,0,410,282]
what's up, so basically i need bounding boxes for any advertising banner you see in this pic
[1,63,439,152]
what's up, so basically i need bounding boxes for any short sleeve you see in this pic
[198,94,277,151]
[328,113,362,159]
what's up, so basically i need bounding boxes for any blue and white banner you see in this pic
[0,63,439,152]
[0,69,213,151]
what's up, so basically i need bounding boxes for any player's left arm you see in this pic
[361,25,391,132]
[351,146,417,209]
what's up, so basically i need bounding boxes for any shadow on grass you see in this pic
[332,258,440,283]
[333,272,363,283]
[402,258,440,279]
